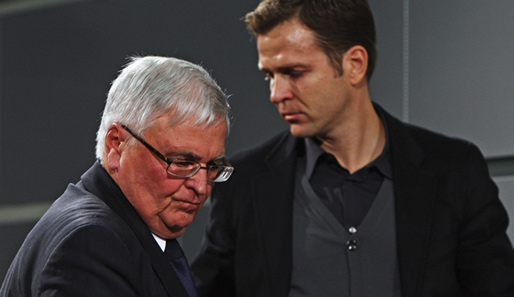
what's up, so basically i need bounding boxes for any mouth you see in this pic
[173,198,202,206]
[282,111,303,122]
[169,197,202,213]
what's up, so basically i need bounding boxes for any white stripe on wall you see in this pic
[0,202,52,225]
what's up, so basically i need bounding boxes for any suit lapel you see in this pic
[253,133,299,296]
[382,110,437,297]
[81,162,189,297]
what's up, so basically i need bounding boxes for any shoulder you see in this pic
[210,130,295,202]
[40,184,121,236]
[402,122,483,165]
[2,185,146,296]
[382,108,483,169]
[220,130,299,187]
[405,121,472,148]
[21,184,138,263]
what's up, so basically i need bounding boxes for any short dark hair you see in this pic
[245,0,377,81]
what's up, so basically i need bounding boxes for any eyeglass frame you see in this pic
[120,124,233,182]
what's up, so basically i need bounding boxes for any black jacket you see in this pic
[192,104,514,297]
[1,162,189,297]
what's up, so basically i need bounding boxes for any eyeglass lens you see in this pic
[166,159,232,182]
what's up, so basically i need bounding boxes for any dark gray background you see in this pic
[1,0,513,282]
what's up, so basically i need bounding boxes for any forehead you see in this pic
[145,116,227,161]
[257,18,321,68]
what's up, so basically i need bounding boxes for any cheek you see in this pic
[295,81,322,105]
[133,179,186,223]
[131,167,185,206]
[137,160,172,188]
[150,177,185,199]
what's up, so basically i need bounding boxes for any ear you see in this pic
[104,123,126,173]
[342,45,368,86]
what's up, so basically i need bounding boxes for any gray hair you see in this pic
[95,56,230,160]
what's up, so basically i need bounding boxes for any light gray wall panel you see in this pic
[408,1,514,158]
[368,0,404,118]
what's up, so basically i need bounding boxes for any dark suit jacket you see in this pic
[191,105,514,297]
[0,162,189,297]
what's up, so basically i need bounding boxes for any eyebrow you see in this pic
[166,151,227,164]
[260,64,309,73]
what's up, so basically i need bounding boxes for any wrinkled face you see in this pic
[257,18,352,139]
[108,115,227,239]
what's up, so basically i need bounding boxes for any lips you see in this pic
[282,111,303,122]
[174,198,201,205]
[176,204,201,216]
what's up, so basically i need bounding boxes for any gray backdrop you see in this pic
[1,0,513,282]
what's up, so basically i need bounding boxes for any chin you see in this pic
[290,126,314,139]
[160,217,195,237]
[163,222,188,236]
[171,228,187,238]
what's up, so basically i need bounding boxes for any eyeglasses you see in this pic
[121,124,233,182]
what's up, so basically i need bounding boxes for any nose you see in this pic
[269,75,293,104]
[184,167,209,198]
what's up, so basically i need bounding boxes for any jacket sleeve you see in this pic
[456,143,514,295]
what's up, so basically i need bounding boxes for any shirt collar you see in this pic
[304,107,392,180]
[152,233,166,252]
[304,137,326,180]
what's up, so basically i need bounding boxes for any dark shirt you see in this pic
[305,116,392,229]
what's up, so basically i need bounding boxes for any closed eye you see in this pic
[287,70,303,78]
[171,158,197,169]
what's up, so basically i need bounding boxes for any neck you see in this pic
[317,100,385,174]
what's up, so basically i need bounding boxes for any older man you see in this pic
[1,56,232,297]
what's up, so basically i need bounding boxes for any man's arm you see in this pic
[456,143,514,295]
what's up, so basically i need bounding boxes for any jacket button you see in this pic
[346,239,358,251]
